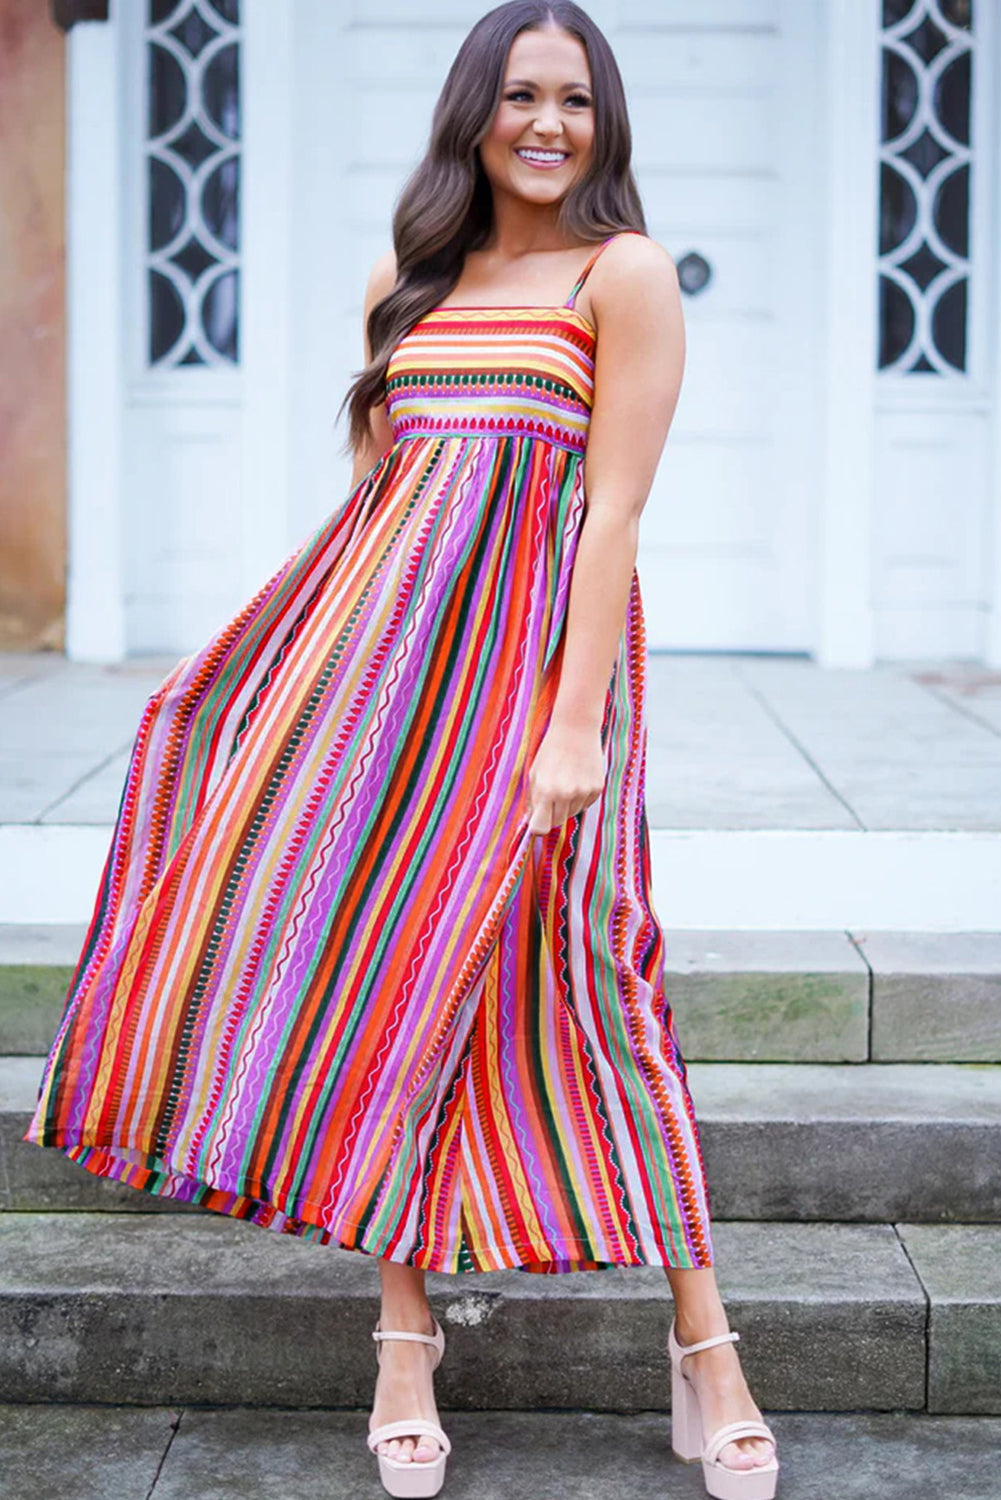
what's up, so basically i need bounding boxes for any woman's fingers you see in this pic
[528,794,581,835]
[527,800,552,835]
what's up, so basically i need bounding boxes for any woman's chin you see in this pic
[506,170,579,203]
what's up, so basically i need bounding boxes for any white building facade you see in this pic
[65,0,1001,667]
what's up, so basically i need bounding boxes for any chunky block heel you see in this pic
[668,1319,779,1499]
[670,1341,706,1462]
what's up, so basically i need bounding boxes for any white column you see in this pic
[239,0,294,596]
[816,0,881,668]
[64,7,126,663]
[986,6,1001,668]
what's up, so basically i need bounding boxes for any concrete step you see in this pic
[0,1214,951,1412]
[666,930,1001,1062]
[689,1061,1001,1223]
[5,1057,1000,1224]
[2,1405,1000,1500]
[4,924,1001,1063]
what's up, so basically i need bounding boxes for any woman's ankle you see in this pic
[378,1300,435,1335]
[673,1304,732,1346]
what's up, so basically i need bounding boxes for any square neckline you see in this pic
[426,232,642,342]
[424,303,597,339]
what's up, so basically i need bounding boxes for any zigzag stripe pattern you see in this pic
[23,232,714,1273]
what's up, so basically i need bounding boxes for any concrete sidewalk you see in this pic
[1,649,999,831]
[1,1404,999,1500]
[1,654,1001,930]
[1,650,1000,928]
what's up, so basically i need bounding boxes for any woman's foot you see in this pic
[368,1305,444,1466]
[674,1314,776,1472]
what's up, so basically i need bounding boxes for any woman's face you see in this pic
[478,26,595,208]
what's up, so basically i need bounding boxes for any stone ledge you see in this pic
[855,932,1001,1062]
[0,1215,925,1411]
[898,1223,1001,1415]
[6,1058,999,1223]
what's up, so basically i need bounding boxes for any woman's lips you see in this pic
[514,147,570,171]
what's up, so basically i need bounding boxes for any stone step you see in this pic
[2,1405,1000,1500]
[666,930,1001,1062]
[4,924,1001,1063]
[0,1213,974,1412]
[5,1057,1000,1224]
[689,1061,1001,1223]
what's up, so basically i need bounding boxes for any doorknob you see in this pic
[676,251,712,296]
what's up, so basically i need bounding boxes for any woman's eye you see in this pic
[504,90,592,107]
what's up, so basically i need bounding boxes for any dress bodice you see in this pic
[385,305,598,455]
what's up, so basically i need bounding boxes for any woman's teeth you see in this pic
[515,148,569,168]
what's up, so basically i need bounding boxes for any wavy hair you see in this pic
[337,0,646,454]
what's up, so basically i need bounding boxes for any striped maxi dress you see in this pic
[24,231,715,1274]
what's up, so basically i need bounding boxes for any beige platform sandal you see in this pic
[668,1319,779,1499]
[366,1315,451,1497]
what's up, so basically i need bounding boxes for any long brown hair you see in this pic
[337,0,646,454]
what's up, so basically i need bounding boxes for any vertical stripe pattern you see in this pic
[24,234,714,1273]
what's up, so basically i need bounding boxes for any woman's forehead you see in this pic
[505,27,590,74]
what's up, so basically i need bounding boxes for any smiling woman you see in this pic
[480,44,591,190]
[337,7,651,449]
[23,3,777,1497]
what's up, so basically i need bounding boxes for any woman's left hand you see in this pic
[526,719,606,835]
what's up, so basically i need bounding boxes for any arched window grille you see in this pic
[145,0,241,367]
[878,0,975,374]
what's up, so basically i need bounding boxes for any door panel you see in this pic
[288,0,823,652]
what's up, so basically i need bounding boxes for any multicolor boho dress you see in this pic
[24,230,715,1274]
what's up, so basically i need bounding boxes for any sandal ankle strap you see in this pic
[372,1329,439,1346]
[372,1316,445,1368]
[672,1326,741,1359]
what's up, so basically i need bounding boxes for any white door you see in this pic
[283,0,825,655]
[119,0,249,656]
[618,0,823,651]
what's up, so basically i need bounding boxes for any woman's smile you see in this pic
[514,145,571,170]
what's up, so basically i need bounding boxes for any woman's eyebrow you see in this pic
[504,77,592,90]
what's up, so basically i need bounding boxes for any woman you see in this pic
[25,3,777,1497]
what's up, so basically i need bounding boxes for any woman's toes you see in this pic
[721,1437,774,1469]
[747,1437,775,1466]
[378,1433,441,1464]
[720,1442,757,1469]
[720,1434,774,1470]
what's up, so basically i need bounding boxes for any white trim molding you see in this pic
[239,0,294,599]
[816,0,881,668]
[64,8,126,662]
[986,0,1001,666]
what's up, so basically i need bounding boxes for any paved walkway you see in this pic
[2,651,999,928]
[1,1404,999,1500]
[2,649,999,831]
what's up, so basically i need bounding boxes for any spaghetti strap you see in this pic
[564,229,643,308]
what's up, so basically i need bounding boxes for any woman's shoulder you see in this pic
[583,232,680,329]
[363,246,399,311]
[600,231,677,285]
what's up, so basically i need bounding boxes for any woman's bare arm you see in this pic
[551,233,685,731]
[348,248,399,489]
[526,233,684,833]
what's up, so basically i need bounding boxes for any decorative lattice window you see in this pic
[878,0,975,373]
[145,0,241,367]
